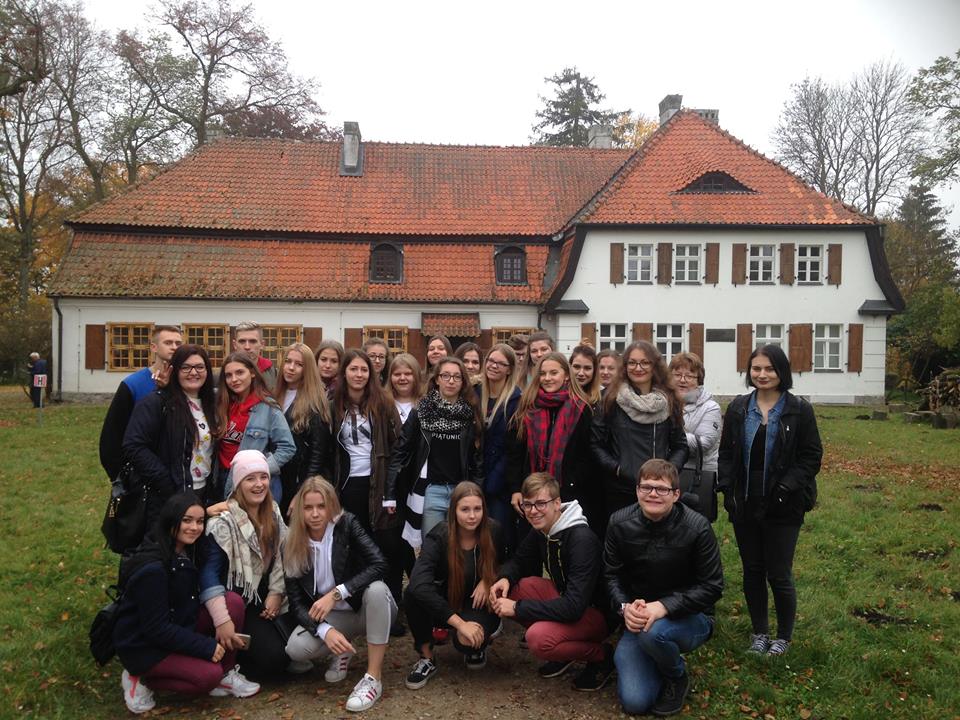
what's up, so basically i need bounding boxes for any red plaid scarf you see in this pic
[525,387,586,482]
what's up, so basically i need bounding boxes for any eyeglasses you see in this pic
[626,360,653,370]
[367,353,387,361]
[179,364,206,375]
[438,373,463,383]
[637,484,676,497]
[519,498,558,513]
[485,358,509,369]
[672,372,696,382]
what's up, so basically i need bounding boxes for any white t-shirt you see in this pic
[339,409,372,477]
[308,526,351,639]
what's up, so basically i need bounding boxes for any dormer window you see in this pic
[495,246,527,285]
[680,171,754,194]
[370,242,402,283]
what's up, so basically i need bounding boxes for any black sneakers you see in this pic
[652,670,690,716]
[464,649,487,670]
[537,659,575,678]
[405,657,438,690]
[572,644,615,691]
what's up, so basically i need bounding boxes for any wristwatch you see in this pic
[332,588,343,601]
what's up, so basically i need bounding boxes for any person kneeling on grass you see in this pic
[604,459,723,716]
[283,476,396,713]
[404,481,504,689]
[114,491,259,715]
[489,472,616,691]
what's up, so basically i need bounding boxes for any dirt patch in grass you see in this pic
[851,607,914,626]
[822,451,960,492]
[852,483,882,491]
[916,503,944,511]
[907,546,952,561]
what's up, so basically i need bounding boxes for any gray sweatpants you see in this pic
[285,581,397,661]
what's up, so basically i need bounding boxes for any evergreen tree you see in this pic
[531,67,627,147]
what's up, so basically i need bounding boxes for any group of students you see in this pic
[100,322,822,716]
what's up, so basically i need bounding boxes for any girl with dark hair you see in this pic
[114,491,258,714]
[213,352,295,502]
[124,345,219,522]
[507,334,530,388]
[425,335,453,372]
[404,482,504,688]
[454,342,483,382]
[591,341,689,521]
[570,344,602,406]
[718,344,822,657]
[274,343,334,517]
[388,356,484,548]
[316,339,344,400]
[362,336,391,386]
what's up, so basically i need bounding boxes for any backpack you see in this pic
[89,584,122,665]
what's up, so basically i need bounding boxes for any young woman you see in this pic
[331,350,404,610]
[387,352,425,426]
[570,344,602,406]
[199,451,290,682]
[454,342,483,383]
[114,492,258,714]
[316,339,344,400]
[425,335,453,372]
[591,341,688,521]
[404,482,504,688]
[362,336,391,386]
[596,349,620,393]
[388,357,484,548]
[274,343,334,516]
[507,334,530,388]
[506,352,597,533]
[284,477,396,713]
[718,345,823,657]
[214,352,295,502]
[475,343,521,553]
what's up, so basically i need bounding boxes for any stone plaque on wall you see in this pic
[706,328,736,342]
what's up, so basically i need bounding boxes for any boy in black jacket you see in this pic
[490,472,614,691]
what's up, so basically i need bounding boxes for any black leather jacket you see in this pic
[280,409,333,512]
[604,503,723,618]
[285,512,387,633]
[717,391,823,525]
[386,407,483,493]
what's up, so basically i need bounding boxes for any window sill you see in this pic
[496,281,528,286]
[797,281,823,286]
[813,368,843,373]
[626,281,654,285]
[748,281,775,286]
[674,281,701,286]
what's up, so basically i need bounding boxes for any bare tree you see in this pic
[115,0,320,148]
[0,0,47,97]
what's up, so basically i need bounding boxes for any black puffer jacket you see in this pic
[285,511,386,633]
[604,503,723,618]
[717,391,823,525]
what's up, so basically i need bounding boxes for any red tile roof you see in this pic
[421,313,481,336]
[49,232,550,303]
[579,111,875,226]
[70,140,633,237]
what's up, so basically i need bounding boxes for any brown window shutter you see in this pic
[632,323,653,343]
[732,243,747,285]
[228,325,237,351]
[704,243,719,284]
[479,329,493,353]
[343,328,363,350]
[303,327,323,351]
[85,324,106,369]
[827,244,842,285]
[688,323,704,360]
[407,328,426,366]
[779,243,795,285]
[736,324,753,372]
[610,243,624,284]
[580,323,596,347]
[848,323,864,373]
[789,324,813,373]
[657,243,672,285]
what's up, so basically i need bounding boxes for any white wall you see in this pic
[556,228,890,403]
[53,299,538,395]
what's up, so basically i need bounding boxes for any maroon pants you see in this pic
[143,591,245,694]
[510,576,608,664]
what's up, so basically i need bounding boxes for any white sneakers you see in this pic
[345,673,383,712]
[209,665,261,698]
[121,670,155,714]
[325,651,354,683]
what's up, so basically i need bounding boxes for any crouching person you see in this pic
[489,472,615,691]
[283,477,397,713]
[605,459,723,716]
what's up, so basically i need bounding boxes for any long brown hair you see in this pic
[332,349,392,422]
[570,344,602,405]
[601,341,682,426]
[446,482,498,610]
[215,352,273,439]
[274,343,331,430]
[513,351,589,440]
[230,464,279,566]
[425,357,483,440]
[283,476,341,577]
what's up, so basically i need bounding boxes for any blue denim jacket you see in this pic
[742,390,787,496]
[222,399,296,497]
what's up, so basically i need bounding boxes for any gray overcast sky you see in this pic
[85,0,960,224]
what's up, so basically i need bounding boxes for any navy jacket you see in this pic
[478,386,521,498]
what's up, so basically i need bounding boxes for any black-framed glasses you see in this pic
[367,353,387,361]
[520,498,558,513]
[626,360,653,370]
[179,364,206,375]
[438,373,463,383]
[485,358,509,369]
[637,484,676,497]
[671,372,696,382]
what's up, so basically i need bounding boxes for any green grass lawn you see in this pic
[0,391,957,719]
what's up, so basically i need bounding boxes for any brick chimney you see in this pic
[340,122,363,176]
[587,125,613,149]
[658,95,682,126]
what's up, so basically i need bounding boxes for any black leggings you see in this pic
[237,606,291,681]
[340,476,404,605]
[732,514,801,641]
[404,587,501,655]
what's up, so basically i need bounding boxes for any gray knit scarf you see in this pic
[616,385,670,424]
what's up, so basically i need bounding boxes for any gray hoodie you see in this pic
[682,387,722,472]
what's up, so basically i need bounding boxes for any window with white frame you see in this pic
[599,323,628,352]
[655,324,684,362]
[814,324,842,371]
[797,245,822,284]
[626,244,654,283]
[755,324,784,349]
[674,244,701,283]
[749,244,775,283]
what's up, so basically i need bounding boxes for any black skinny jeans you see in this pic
[732,505,801,641]
[404,586,501,656]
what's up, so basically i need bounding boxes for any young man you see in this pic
[527,331,555,366]
[490,472,614,691]
[98,325,183,480]
[232,321,277,390]
[604,459,723,717]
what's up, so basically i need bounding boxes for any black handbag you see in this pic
[679,436,718,522]
[101,463,148,554]
[89,585,122,666]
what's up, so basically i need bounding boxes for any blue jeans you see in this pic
[421,484,455,539]
[615,614,713,715]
